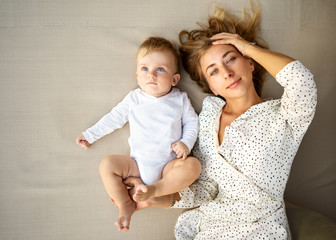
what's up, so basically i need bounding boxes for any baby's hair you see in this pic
[137,36,180,72]
[179,1,268,96]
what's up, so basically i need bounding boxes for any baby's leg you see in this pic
[99,155,140,231]
[134,157,201,202]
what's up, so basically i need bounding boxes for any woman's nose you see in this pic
[222,66,233,79]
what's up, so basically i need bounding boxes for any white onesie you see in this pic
[82,87,199,185]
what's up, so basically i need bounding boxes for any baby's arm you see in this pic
[76,133,90,149]
[179,92,199,155]
[172,141,190,160]
[77,91,132,146]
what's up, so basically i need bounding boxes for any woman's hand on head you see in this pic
[211,33,251,56]
[76,134,90,149]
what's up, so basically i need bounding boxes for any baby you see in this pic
[76,37,200,231]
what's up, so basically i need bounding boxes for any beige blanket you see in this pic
[1,0,335,239]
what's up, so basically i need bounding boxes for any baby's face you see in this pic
[136,50,180,98]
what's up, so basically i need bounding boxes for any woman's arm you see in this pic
[245,45,294,78]
[211,33,317,136]
[211,33,295,78]
[276,61,317,138]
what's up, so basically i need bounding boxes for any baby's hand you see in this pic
[76,133,90,149]
[172,141,189,160]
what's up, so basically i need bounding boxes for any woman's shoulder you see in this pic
[202,96,225,111]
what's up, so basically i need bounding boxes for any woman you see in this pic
[125,2,317,239]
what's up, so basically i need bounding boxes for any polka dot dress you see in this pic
[173,61,317,239]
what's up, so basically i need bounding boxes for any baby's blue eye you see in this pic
[141,67,148,71]
[157,67,165,72]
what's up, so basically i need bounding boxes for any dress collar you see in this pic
[208,96,280,121]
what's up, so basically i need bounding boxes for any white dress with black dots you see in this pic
[173,61,317,239]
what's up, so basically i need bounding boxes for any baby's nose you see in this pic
[147,71,157,79]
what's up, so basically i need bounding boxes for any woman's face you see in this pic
[200,44,255,100]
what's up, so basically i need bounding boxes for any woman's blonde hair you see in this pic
[179,1,268,96]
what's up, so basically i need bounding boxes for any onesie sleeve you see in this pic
[179,92,199,153]
[82,91,132,144]
[276,61,317,139]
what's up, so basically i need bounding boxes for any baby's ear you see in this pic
[172,74,181,86]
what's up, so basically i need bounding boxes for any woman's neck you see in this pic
[223,94,263,116]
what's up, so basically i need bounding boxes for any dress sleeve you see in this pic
[173,96,220,208]
[82,92,131,144]
[179,92,199,153]
[276,61,317,138]
[172,143,219,208]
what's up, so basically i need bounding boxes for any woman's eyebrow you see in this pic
[205,63,216,73]
[205,50,235,72]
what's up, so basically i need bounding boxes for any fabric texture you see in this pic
[1,1,335,239]
[173,61,317,239]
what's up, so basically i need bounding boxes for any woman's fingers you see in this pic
[210,32,229,39]
[210,33,251,55]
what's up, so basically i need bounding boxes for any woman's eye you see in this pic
[210,69,218,76]
[141,67,148,71]
[226,57,236,64]
[157,67,165,72]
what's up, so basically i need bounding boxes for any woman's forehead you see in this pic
[201,45,237,68]
[203,44,236,58]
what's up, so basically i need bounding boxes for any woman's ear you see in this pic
[172,74,181,86]
[249,59,255,72]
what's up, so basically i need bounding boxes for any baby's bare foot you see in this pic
[134,184,156,202]
[114,200,136,232]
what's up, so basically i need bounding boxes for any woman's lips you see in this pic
[226,78,241,89]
